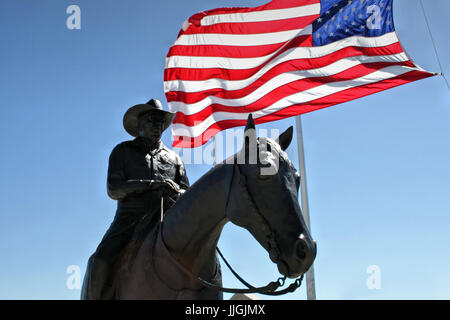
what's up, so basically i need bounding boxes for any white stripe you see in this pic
[168,53,410,115]
[167,48,275,70]
[200,3,321,26]
[165,32,400,91]
[167,25,308,70]
[173,25,312,47]
[171,65,417,137]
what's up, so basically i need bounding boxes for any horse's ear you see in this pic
[238,114,257,164]
[244,114,257,144]
[244,113,256,132]
[276,126,293,151]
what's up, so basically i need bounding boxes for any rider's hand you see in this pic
[149,180,166,190]
[163,179,181,193]
[126,180,154,193]
[151,179,181,195]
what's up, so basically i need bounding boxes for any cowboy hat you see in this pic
[123,99,175,137]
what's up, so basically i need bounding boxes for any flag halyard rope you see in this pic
[419,0,450,90]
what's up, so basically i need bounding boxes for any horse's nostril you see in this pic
[296,240,306,259]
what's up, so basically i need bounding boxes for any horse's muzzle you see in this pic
[294,234,317,275]
[276,233,317,278]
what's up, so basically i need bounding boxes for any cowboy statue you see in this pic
[81,99,190,300]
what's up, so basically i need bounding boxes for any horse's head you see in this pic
[226,115,317,279]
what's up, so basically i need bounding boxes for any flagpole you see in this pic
[295,115,316,300]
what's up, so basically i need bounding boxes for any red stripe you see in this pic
[167,35,312,59]
[187,0,320,20]
[180,15,319,36]
[171,70,433,148]
[166,43,408,106]
[182,0,320,36]
[165,34,312,80]
[172,61,416,126]
[164,42,405,82]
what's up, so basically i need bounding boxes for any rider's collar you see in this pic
[133,137,165,155]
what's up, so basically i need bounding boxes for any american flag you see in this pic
[164,0,434,148]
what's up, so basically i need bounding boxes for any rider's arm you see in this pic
[175,159,190,191]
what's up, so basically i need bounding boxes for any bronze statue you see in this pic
[107,114,317,299]
[81,99,189,300]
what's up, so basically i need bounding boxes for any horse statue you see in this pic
[115,115,317,299]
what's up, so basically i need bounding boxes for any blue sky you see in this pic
[0,0,449,300]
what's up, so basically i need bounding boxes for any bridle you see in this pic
[159,162,304,296]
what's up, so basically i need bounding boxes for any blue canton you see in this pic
[312,0,395,46]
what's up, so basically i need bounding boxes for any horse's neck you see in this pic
[161,163,232,276]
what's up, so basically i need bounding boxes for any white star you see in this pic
[339,8,344,13]
[352,7,356,12]
[337,23,341,28]
[387,20,391,25]
[326,10,330,14]
[358,13,364,19]
[330,32,334,36]
[345,28,350,32]
[332,16,336,21]
[348,0,353,4]
[380,2,384,7]
[333,3,338,7]
[344,15,349,20]
[317,17,323,22]
[387,5,391,10]
[324,24,329,30]
[360,25,365,29]
[316,33,321,38]
[351,21,356,25]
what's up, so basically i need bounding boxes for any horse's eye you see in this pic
[295,171,300,188]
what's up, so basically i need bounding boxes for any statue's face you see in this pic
[138,111,165,141]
